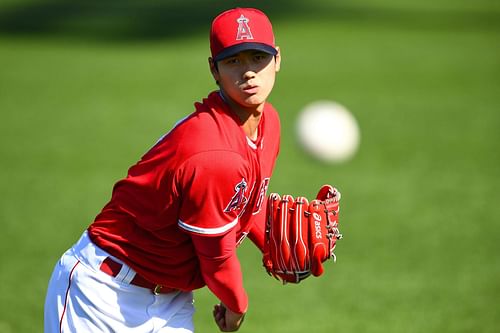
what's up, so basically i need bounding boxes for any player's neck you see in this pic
[241,114,261,141]
[234,107,262,141]
[219,90,263,140]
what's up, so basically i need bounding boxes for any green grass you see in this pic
[0,1,499,332]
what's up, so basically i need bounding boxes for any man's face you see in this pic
[210,48,281,112]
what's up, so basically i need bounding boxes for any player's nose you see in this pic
[238,57,256,79]
[242,69,256,80]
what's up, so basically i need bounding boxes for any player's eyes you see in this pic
[254,53,268,61]
[223,57,239,65]
[221,53,269,66]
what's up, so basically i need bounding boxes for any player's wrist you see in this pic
[227,305,247,316]
[213,303,246,332]
[225,306,246,331]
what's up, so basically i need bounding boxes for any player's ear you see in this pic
[208,57,220,83]
[274,46,281,73]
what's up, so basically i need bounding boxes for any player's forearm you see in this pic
[248,217,265,253]
[200,253,248,314]
[191,232,248,314]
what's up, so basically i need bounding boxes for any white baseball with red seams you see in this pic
[296,101,360,163]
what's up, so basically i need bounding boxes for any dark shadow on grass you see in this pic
[0,0,310,41]
[0,0,498,42]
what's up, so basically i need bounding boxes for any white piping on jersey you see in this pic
[246,137,258,150]
[178,217,238,235]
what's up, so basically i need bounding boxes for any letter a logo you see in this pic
[224,178,249,214]
[236,15,254,40]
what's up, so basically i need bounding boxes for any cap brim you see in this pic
[214,42,277,62]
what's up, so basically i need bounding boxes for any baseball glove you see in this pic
[263,184,342,284]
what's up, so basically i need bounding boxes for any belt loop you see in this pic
[153,285,162,295]
[121,266,136,284]
[114,262,132,283]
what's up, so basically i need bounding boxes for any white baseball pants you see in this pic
[44,232,195,333]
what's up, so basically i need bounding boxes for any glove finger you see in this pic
[311,247,326,277]
[308,199,330,277]
[324,199,340,231]
[276,195,294,273]
[265,193,281,273]
[290,196,310,272]
[316,184,341,202]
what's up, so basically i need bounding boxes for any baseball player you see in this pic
[45,7,281,332]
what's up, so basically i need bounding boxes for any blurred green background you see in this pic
[1,0,499,332]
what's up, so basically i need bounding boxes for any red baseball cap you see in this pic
[210,8,277,62]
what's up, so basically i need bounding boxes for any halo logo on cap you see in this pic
[210,8,277,62]
[236,15,254,40]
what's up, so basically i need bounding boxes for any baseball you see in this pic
[296,101,360,163]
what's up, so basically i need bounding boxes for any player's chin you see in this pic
[241,92,269,107]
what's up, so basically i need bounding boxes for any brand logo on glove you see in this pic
[313,212,322,239]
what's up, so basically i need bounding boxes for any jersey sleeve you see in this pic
[191,229,248,314]
[176,150,250,236]
[248,215,266,253]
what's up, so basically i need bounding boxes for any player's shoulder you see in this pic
[175,92,235,130]
[264,102,280,123]
[163,92,245,156]
[179,148,249,179]
[261,102,281,139]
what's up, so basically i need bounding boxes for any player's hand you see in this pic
[213,303,245,332]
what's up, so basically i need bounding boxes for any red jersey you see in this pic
[88,91,280,293]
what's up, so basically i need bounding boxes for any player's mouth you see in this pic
[242,85,259,94]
